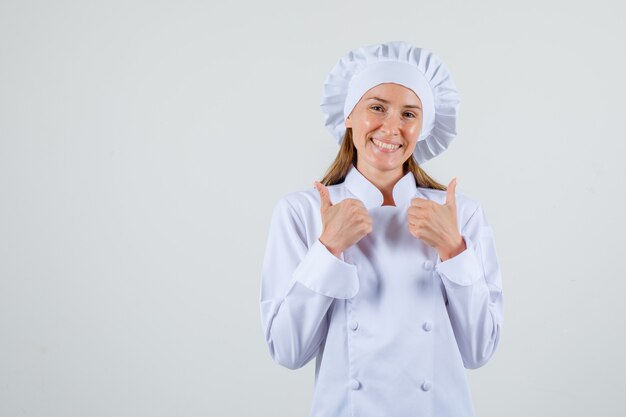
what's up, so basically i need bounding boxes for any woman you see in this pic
[260,41,503,417]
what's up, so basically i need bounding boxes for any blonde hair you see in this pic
[320,128,447,191]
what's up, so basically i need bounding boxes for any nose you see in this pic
[381,113,401,136]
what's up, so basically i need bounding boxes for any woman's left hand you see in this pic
[407,177,466,261]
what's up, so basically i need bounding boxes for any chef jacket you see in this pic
[260,163,503,417]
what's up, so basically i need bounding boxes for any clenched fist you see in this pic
[407,177,467,261]
[313,181,373,258]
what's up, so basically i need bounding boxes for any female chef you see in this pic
[259,41,503,417]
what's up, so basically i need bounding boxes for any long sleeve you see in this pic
[435,203,504,369]
[259,197,360,370]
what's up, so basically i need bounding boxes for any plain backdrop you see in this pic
[1,0,625,416]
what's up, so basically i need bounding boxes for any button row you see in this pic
[348,378,432,392]
[349,320,433,332]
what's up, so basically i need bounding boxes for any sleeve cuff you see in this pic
[435,234,483,287]
[292,239,360,299]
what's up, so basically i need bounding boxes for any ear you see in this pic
[345,116,352,128]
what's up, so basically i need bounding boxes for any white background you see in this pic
[1,0,625,416]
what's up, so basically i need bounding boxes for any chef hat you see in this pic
[320,41,460,164]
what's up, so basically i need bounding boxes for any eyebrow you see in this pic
[366,96,422,110]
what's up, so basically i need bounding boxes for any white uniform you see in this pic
[260,164,504,417]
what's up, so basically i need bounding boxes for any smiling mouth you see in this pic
[371,138,402,151]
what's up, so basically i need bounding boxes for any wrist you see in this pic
[438,235,466,261]
[318,236,342,258]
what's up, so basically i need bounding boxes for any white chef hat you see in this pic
[320,41,460,164]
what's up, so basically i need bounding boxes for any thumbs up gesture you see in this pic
[313,181,373,258]
[407,178,466,261]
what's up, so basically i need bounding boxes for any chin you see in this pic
[369,159,404,172]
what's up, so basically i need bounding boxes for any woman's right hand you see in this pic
[313,181,373,257]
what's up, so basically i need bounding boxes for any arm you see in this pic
[435,203,504,369]
[259,197,359,370]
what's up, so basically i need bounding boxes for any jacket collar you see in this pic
[343,164,417,209]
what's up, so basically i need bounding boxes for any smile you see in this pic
[371,138,402,152]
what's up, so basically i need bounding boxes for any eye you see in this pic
[371,105,384,112]
[404,112,417,118]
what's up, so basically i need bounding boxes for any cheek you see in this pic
[406,141,418,154]
[406,123,422,144]
[410,120,423,134]
[353,119,377,144]
[358,110,380,126]
[404,132,420,152]
[360,118,377,132]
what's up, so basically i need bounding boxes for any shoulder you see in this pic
[416,187,483,228]
[276,182,348,216]
[277,188,319,214]
[269,183,347,238]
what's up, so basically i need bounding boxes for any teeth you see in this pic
[372,138,400,150]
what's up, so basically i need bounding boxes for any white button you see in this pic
[421,381,432,391]
[350,378,361,390]
[423,260,433,270]
[422,321,433,332]
[349,320,359,331]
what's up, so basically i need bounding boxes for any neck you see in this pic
[355,162,404,206]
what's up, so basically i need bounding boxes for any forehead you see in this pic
[360,82,422,106]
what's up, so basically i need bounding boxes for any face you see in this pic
[345,82,423,178]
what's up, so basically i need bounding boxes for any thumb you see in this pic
[313,181,333,212]
[445,177,458,207]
